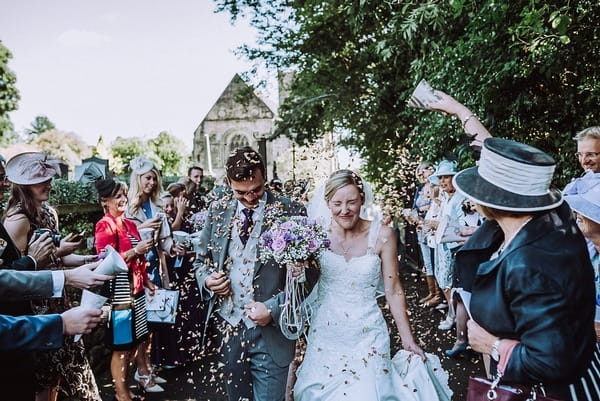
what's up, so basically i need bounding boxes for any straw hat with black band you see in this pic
[452,137,563,212]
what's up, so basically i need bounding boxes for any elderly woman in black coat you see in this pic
[426,91,599,401]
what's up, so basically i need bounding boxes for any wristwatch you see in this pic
[491,339,501,362]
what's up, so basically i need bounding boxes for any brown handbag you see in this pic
[467,375,563,401]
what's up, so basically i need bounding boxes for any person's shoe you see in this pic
[135,372,164,393]
[434,301,448,310]
[420,276,438,304]
[134,369,167,385]
[419,293,435,304]
[152,373,167,384]
[444,342,469,358]
[438,316,455,330]
[423,295,442,308]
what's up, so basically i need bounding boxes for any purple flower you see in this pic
[280,221,294,230]
[272,237,287,252]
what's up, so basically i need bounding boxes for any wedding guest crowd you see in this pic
[2,100,600,401]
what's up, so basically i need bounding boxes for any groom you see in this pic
[195,147,318,401]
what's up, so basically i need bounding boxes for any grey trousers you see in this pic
[218,320,288,401]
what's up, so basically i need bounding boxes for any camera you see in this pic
[32,228,61,247]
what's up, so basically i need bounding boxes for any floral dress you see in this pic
[26,203,101,400]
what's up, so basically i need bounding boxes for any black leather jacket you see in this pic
[455,203,596,398]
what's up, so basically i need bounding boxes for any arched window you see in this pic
[229,134,249,153]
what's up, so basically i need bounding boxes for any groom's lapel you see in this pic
[216,198,238,269]
[254,191,277,277]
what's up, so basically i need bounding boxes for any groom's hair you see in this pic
[226,146,266,181]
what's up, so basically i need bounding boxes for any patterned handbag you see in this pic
[467,374,562,401]
[145,288,179,324]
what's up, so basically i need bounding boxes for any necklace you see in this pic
[339,240,351,255]
[498,217,533,254]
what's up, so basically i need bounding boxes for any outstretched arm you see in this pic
[427,90,493,148]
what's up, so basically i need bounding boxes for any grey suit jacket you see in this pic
[0,269,54,301]
[194,191,319,367]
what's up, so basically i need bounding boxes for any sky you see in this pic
[1,0,269,148]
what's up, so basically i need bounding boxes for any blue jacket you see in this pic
[0,314,62,350]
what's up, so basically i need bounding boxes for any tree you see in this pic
[29,129,92,170]
[0,41,20,146]
[109,133,191,177]
[214,0,600,206]
[150,131,190,176]
[109,136,155,175]
[26,115,56,136]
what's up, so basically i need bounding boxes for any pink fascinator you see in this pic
[5,152,61,185]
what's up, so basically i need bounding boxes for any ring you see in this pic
[251,307,256,312]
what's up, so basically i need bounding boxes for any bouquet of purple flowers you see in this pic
[259,215,329,266]
[259,215,329,340]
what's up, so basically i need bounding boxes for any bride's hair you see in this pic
[324,169,365,201]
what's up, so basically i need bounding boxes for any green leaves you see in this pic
[213,0,599,194]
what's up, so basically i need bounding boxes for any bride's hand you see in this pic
[403,340,426,361]
[291,261,308,278]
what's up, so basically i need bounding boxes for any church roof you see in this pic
[198,74,276,125]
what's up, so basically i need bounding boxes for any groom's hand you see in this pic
[205,271,231,296]
[245,302,272,326]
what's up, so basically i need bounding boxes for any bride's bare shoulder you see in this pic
[376,224,395,244]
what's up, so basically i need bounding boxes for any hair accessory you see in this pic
[95,178,118,199]
[5,152,61,185]
[130,155,154,175]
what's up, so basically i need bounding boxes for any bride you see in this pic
[293,169,451,401]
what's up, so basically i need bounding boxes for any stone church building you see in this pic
[191,73,293,181]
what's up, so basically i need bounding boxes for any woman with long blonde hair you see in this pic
[125,155,173,392]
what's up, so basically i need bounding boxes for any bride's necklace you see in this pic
[339,240,351,255]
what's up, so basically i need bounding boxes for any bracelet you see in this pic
[462,113,477,129]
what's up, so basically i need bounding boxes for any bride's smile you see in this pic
[327,184,363,230]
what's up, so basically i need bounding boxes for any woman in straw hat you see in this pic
[426,91,599,400]
[3,152,100,401]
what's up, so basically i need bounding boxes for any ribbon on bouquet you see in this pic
[279,263,311,340]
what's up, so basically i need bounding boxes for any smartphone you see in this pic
[70,231,86,242]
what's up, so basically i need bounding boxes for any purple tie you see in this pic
[240,208,254,245]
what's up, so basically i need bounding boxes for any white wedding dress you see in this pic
[293,221,452,401]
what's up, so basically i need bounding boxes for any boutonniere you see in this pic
[263,201,285,228]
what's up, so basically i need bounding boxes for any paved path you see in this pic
[97,266,484,401]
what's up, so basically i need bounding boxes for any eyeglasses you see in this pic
[575,152,600,159]
[234,183,265,196]
[234,187,264,197]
